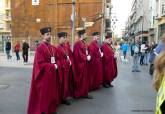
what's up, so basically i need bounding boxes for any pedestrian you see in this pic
[22,40,29,62]
[132,37,141,72]
[130,41,135,57]
[73,29,93,99]
[35,40,40,48]
[114,41,121,62]
[140,41,146,65]
[121,41,129,60]
[101,35,117,88]
[143,43,149,65]
[14,41,20,60]
[5,41,12,59]
[88,32,103,91]
[153,51,165,114]
[57,32,72,105]
[27,27,60,114]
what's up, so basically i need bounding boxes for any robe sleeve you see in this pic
[78,45,87,62]
[56,48,64,83]
[101,45,109,63]
[88,45,92,58]
[34,47,55,81]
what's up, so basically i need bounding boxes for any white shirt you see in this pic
[141,44,146,53]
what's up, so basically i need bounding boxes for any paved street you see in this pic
[0,58,156,114]
[0,52,33,68]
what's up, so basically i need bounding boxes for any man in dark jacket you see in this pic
[22,40,29,62]
[5,41,12,59]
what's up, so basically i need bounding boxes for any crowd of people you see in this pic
[5,40,30,62]
[117,37,157,73]
[27,27,118,114]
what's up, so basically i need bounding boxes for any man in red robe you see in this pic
[65,34,75,98]
[88,32,103,91]
[73,29,93,99]
[27,27,60,114]
[57,32,72,105]
[101,36,117,88]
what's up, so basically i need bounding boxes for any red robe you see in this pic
[101,42,117,85]
[73,40,89,98]
[88,40,103,90]
[65,41,74,97]
[27,42,60,114]
[57,44,71,100]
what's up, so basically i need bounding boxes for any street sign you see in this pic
[32,0,39,6]
[84,22,94,27]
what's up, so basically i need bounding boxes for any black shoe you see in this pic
[136,70,141,72]
[109,84,114,87]
[62,100,71,105]
[84,95,93,99]
[103,84,110,88]
[52,112,57,114]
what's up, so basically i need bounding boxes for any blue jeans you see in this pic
[132,53,140,71]
[123,51,127,59]
[15,51,20,60]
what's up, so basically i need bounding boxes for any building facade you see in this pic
[0,0,11,52]
[155,0,165,42]
[126,0,165,44]
[148,0,156,44]
[11,0,107,50]
[130,0,150,43]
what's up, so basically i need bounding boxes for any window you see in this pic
[162,4,165,15]
[0,23,4,30]
[158,24,165,39]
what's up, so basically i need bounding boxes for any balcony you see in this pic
[161,4,165,17]
[5,3,11,10]
[3,16,11,22]
[5,5,11,10]
[155,15,162,20]
[0,28,11,33]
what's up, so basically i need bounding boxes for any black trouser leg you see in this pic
[25,52,28,62]
[161,101,165,114]
[22,53,26,62]
[140,55,144,65]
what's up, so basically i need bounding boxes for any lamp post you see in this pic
[71,0,76,51]
[101,0,106,44]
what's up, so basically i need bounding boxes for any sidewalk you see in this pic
[0,52,34,68]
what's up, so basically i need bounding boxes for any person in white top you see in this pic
[140,42,147,65]
[132,37,141,72]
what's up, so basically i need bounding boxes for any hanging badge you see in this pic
[67,55,70,60]
[86,50,88,55]
[51,57,56,64]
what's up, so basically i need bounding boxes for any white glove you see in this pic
[67,56,70,61]
[67,56,72,66]
[54,64,58,69]
[101,52,104,57]
[86,50,89,55]
[87,55,91,61]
